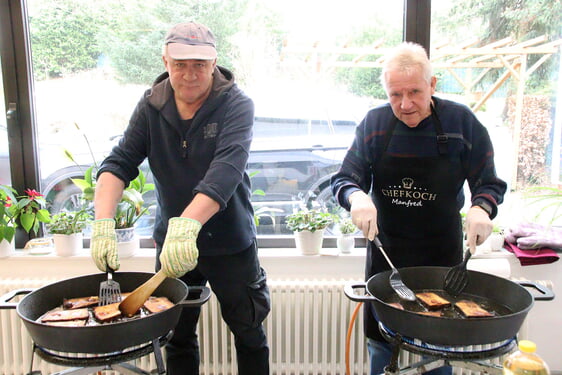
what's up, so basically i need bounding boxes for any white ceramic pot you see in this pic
[488,233,505,251]
[0,239,15,258]
[337,234,355,254]
[53,233,83,256]
[117,234,139,258]
[294,230,324,255]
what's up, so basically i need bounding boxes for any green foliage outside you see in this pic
[27,0,561,101]
[436,0,562,95]
[334,26,402,99]
[29,0,102,80]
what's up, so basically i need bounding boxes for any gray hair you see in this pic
[380,42,433,90]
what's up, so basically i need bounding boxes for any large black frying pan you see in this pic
[344,266,554,346]
[0,272,210,353]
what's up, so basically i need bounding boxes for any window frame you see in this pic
[1,0,430,248]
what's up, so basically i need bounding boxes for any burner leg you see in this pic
[28,343,38,375]
[151,336,166,374]
[383,343,402,374]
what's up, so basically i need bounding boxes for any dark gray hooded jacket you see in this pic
[98,66,256,255]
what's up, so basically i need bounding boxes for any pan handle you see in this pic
[179,286,211,307]
[0,288,34,310]
[515,280,555,301]
[344,282,377,302]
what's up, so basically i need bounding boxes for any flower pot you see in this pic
[0,239,15,258]
[294,230,324,256]
[53,233,83,257]
[115,227,136,242]
[116,228,139,258]
[488,233,505,251]
[117,235,139,258]
[337,234,355,254]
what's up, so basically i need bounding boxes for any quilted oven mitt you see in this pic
[159,217,201,278]
[90,218,120,272]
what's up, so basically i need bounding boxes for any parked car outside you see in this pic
[37,115,358,236]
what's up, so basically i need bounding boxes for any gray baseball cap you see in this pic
[164,22,217,60]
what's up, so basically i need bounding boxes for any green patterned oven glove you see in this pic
[90,218,120,272]
[159,217,201,278]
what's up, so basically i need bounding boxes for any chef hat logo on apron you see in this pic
[401,177,414,189]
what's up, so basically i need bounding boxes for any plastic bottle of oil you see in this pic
[503,340,550,375]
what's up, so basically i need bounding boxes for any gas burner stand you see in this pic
[379,324,516,375]
[27,331,171,375]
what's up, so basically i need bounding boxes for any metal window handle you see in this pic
[6,103,17,120]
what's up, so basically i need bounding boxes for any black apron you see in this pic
[365,106,464,341]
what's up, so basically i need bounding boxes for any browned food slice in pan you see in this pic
[417,310,443,317]
[41,308,89,322]
[93,302,122,321]
[63,296,99,309]
[387,302,404,310]
[415,292,451,310]
[44,319,87,327]
[144,296,174,313]
[455,300,494,317]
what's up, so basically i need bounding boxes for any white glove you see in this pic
[349,191,378,241]
[466,205,493,254]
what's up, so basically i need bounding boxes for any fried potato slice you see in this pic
[455,300,494,317]
[93,302,122,322]
[44,319,87,327]
[63,296,99,309]
[144,296,174,313]
[415,292,451,310]
[41,308,89,322]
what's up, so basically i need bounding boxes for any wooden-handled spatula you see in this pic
[119,270,167,317]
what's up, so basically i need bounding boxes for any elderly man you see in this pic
[331,42,507,375]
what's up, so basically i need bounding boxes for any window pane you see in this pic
[0,56,11,185]
[431,0,562,225]
[28,0,403,237]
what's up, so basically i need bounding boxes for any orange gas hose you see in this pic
[345,302,363,375]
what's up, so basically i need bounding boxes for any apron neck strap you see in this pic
[383,102,449,155]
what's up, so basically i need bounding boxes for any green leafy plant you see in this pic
[250,171,283,227]
[0,185,51,242]
[286,209,334,233]
[71,165,155,229]
[47,209,92,235]
[66,123,155,230]
[338,217,357,235]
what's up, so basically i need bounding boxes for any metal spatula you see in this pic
[443,249,472,296]
[373,237,416,301]
[99,269,122,306]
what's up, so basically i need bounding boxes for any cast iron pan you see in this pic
[0,272,210,353]
[345,266,554,346]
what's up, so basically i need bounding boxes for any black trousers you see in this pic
[156,242,271,375]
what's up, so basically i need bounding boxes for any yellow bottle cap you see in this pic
[518,340,537,353]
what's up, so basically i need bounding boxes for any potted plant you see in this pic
[72,165,155,257]
[336,217,357,254]
[0,185,51,257]
[47,209,92,256]
[286,209,334,255]
[488,225,505,252]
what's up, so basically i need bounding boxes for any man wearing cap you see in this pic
[89,21,271,374]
